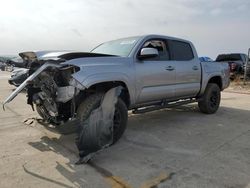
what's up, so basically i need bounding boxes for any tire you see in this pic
[36,104,49,120]
[35,104,59,124]
[113,98,128,143]
[76,92,128,144]
[198,83,221,114]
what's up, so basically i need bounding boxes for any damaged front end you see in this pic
[3,52,128,163]
[3,60,84,125]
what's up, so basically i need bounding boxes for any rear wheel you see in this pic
[198,83,221,114]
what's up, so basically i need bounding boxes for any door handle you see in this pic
[192,66,199,70]
[165,66,175,71]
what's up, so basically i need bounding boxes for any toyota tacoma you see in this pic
[3,34,230,147]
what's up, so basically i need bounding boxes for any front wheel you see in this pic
[113,98,128,143]
[76,93,128,144]
[198,83,221,114]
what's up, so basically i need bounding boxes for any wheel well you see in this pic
[208,76,222,90]
[86,81,130,107]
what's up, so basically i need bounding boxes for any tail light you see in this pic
[229,62,237,71]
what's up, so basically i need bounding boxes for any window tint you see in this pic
[141,40,170,61]
[169,40,194,61]
[216,54,243,62]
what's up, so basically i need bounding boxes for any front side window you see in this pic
[91,36,140,57]
[141,39,170,61]
[169,40,194,61]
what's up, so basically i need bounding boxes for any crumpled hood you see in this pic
[19,51,71,61]
[19,51,119,63]
[62,56,130,68]
[19,52,37,61]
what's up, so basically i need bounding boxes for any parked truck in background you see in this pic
[3,34,230,144]
[216,53,249,79]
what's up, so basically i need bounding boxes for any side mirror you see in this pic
[138,48,159,60]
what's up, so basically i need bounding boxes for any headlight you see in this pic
[69,77,86,90]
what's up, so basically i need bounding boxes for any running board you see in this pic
[132,98,199,114]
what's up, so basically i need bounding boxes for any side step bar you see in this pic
[132,98,200,114]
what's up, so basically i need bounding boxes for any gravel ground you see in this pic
[1,71,250,188]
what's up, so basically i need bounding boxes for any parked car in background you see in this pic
[0,56,16,63]
[0,62,6,71]
[8,68,29,86]
[199,56,213,62]
[215,53,248,79]
[0,56,17,71]
[5,56,26,69]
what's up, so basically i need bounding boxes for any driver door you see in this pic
[135,39,176,103]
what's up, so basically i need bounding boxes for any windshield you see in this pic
[91,36,140,57]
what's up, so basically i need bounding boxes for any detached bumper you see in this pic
[3,63,62,107]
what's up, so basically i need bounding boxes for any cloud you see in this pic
[210,8,222,16]
[0,0,249,58]
[71,29,83,37]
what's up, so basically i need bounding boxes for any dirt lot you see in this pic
[1,71,250,188]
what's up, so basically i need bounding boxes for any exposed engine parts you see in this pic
[21,63,82,124]
[33,72,59,118]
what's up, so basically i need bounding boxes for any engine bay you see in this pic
[27,63,81,124]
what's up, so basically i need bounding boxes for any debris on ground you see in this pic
[22,118,37,126]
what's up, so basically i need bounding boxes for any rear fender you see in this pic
[200,74,223,96]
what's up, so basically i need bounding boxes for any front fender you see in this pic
[73,72,136,104]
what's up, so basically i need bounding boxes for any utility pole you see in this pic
[243,48,250,85]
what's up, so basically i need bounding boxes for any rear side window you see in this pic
[169,40,194,61]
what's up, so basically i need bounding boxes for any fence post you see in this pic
[243,48,250,85]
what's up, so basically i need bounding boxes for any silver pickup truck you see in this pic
[4,34,230,144]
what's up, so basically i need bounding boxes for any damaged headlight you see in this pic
[69,77,86,90]
[56,78,85,103]
[56,86,77,103]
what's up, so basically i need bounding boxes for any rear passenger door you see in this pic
[168,40,201,98]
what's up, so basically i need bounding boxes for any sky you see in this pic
[0,0,249,59]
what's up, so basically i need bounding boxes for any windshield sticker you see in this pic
[120,40,136,45]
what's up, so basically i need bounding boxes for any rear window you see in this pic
[216,54,242,62]
[169,40,194,61]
